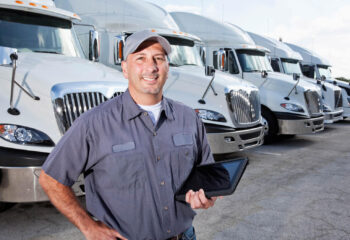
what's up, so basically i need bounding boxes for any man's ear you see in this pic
[121,61,128,79]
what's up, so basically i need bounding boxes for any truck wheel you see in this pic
[262,108,278,144]
[0,202,15,212]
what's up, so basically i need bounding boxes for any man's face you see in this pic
[122,41,169,102]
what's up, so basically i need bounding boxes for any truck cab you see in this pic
[56,0,265,154]
[0,0,127,209]
[287,43,350,119]
[170,12,325,143]
[248,32,343,123]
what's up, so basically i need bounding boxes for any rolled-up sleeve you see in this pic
[42,115,91,186]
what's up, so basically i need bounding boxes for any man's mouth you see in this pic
[142,75,159,83]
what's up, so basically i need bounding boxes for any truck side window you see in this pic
[270,59,280,72]
[228,51,239,74]
[301,64,315,78]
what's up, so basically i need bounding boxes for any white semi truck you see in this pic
[0,0,129,210]
[248,32,343,123]
[56,0,265,154]
[170,12,325,143]
[287,43,350,119]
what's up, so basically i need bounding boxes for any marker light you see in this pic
[195,109,227,122]
[0,124,54,146]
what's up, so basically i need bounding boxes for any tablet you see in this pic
[175,157,248,201]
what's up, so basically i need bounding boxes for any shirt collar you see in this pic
[123,89,175,121]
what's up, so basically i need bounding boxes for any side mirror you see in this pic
[0,46,17,66]
[321,75,326,81]
[205,66,215,76]
[293,73,300,81]
[261,70,268,78]
[89,30,100,62]
[316,79,321,84]
[114,35,126,65]
[215,49,227,71]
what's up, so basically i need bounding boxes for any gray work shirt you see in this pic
[43,89,214,240]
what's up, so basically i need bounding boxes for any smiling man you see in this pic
[39,30,216,240]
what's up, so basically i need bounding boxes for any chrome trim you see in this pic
[278,116,324,135]
[206,126,264,154]
[304,90,322,116]
[225,87,261,128]
[324,109,344,124]
[334,90,343,109]
[0,166,84,202]
[51,82,128,134]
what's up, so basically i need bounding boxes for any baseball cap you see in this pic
[123,30,172,59]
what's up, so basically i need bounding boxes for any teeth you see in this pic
[143,76,158,81]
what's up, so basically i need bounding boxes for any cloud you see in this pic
[269,4,350,77]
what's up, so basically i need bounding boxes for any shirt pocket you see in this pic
[94,149,146,191]
[170,132,195,190]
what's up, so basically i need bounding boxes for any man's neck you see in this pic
[129,89,162,106]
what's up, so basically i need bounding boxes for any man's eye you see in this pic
[156,57,165,61]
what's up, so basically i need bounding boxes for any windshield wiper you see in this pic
[182,63,198,66]
[244,70,260,72]
[169,63,179,67]
[33,50,61,54]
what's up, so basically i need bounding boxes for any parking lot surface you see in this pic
[1,120,350,240]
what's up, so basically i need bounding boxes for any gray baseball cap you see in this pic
[123,30,172,60]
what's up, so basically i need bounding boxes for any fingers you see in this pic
[185,189,218,209]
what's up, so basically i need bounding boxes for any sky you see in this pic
[148,0,350,78]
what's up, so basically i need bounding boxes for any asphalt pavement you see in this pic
[0,120,349,240]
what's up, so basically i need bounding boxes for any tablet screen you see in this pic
[175,158,248,201]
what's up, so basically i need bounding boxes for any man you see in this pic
[39,30,217,240]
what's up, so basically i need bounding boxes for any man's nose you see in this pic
[144,58,158,72]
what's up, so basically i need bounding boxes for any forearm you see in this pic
[39,170,95,234]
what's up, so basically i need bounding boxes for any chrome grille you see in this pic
[304,90,322,116]
[334,90,343,109]
[225,89,261,128]
[54,91,123,133]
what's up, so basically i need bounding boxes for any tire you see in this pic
[0,202,15,213]
[261,108,278,144]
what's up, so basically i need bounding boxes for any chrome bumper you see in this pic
[278,116,324,135]
[206,126,264,154]
[342,106,350,118]
[0,166,84,203]
[324,109,344,124]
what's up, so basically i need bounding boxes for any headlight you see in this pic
[280,103,304,113]
[0,124,54,146]
[322,104,332,112]
[195,109,227,122]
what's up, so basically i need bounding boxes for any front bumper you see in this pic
[277,116,324,135]
[205,124,264,154]
[0,147,84,203]
[324,109,344,124]
[342,106,350,118]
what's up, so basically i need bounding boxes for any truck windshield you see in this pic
[317,65,332,79]
[0,9,83,57]
[165,36,203,67]
[236,49,273,72]
[281,58,302,75]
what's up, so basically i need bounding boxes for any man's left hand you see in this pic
[185,189,217,209]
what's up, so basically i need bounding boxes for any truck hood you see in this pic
[2,52,127,98]
[262,71,320,95]
[166,65,258,94]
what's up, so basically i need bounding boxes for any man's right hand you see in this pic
[83,221,127,240]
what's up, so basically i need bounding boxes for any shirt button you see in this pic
[153,132,157,136]
[143,112,148,116]
[185,151,189,156]
[164,206,168,210]
[167,230,171,234]
[160,181,165,186]
[157,156,160,161]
